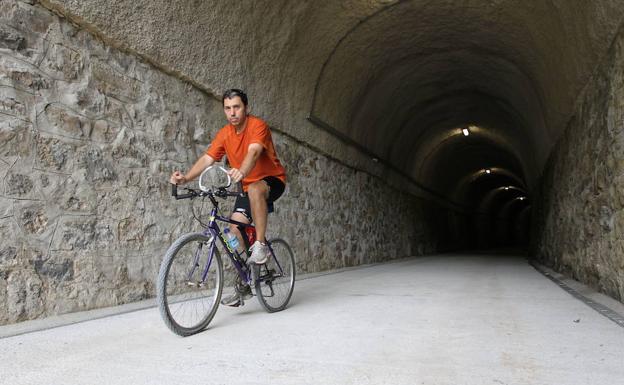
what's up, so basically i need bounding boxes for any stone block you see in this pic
[76,146,117,184]
[40,43,84,81]
[55,179,97,213]
[51,216,96,251]
[4,170,35,197]
[6,269,44,322]
[121,281,151,303]
[117,216,145,244]
[8,1,54,34]
[0,24,25,51]
[0,245,17,265]
[0,116,32,157]
[90,119,121,143]
[0,0,14,18]
[92,254,116,282]
[111,130,149,168]
[91,58,141,102]
[33,255,74,281]
[34,171,68,202]
[38,103,91,139]
[2,67,51,91]
[125,253,148,282]
[613,209,624,234]
[0,84,34,121]
[95,188,137,220]
[35,135,76,172]
[0,215,19,248]
[43,274,94,315]
[599,205,614,232]
[14,200,53,237]
[94,220,116,248]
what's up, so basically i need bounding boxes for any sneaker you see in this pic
[220,284,252,307]
[248,240,270,264]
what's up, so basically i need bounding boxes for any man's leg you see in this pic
[246,180,272,264]
[221,211,253,307]
[247,180,270,243]
[229,212,249,246]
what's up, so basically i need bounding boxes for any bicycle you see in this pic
[156,166,296,336]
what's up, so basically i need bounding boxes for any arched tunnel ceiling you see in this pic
[45,0,624,207]
[309,0,624,203]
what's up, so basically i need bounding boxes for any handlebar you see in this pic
[171,183,245,200]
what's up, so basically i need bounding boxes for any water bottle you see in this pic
[223,228,240,251]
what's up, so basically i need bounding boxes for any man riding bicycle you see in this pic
[169,89,286,306]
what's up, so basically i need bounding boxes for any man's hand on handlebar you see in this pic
[170,171,187,185]
[227,168,244,183]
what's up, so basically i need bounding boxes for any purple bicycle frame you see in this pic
[195,197,285,288]
[200,206,260,285]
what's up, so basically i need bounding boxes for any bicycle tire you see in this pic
[255,238,295,313]
[157,232,223,336]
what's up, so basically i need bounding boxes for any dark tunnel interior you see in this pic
[302,1,624,252]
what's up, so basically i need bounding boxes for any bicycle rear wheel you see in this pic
[157,232,223,336]
[255,238,295,312]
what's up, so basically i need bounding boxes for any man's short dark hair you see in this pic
[222,89,248,106]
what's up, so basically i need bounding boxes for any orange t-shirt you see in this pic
[206,115,286,191]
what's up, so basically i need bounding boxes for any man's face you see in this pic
[223,96,247,128]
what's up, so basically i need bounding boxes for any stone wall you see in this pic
[0,0,439,324]
[533,28,624,302]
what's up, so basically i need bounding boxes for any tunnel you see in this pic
[304,0,620,252]
[1,0,624,323]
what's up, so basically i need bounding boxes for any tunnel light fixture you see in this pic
[504,186,510,190]
[462,128,470,136]
[485,169,491,174]
[519,197,526,201]
[372,157,379,163]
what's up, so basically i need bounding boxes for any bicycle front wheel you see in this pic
[157,232,223,336]
[255,238,295,313]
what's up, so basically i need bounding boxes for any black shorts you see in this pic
[233,176,285,222]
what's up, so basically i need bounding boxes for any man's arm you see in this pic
[170,154,216,185]
[228,143,263,182]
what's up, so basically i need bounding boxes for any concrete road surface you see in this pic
[1,254,623,385]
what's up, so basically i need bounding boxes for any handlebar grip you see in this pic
[171,184,198,200]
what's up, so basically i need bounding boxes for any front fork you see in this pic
[181,227,219,287]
